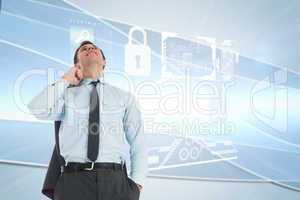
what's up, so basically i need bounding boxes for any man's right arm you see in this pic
[27,65,83,121]
[27,79,69,121]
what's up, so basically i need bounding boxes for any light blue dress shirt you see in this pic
[27,76,147,186]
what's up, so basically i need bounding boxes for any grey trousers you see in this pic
[53,168,140,200]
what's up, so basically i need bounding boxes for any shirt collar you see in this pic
[81,75,105,86]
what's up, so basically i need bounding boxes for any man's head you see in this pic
[73,40,106,70]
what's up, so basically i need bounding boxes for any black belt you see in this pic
[62,162,124,173]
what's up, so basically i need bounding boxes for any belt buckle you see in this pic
[84,162,95,171]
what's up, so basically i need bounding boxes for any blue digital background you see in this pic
[0,0,300,193]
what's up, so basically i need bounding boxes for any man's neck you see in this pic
[83,67,103,79]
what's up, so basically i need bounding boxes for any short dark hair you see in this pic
[73,40,106,69]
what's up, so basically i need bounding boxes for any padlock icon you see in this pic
[125,26,151,76]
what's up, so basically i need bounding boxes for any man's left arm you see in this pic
[123,94,148,191]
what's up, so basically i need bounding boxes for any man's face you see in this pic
[77,43,106,70]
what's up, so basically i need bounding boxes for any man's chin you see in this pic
[83,61,100,69]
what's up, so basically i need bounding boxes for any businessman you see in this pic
[28,40,147,200]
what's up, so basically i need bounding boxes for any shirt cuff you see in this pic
[131,174,146,188]
[52,79,69,87]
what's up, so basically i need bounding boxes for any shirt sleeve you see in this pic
[123,94,148,187]
[27,79,69,121]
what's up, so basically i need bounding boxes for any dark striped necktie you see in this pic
[87,80,100,162]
